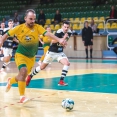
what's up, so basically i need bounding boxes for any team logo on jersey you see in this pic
[25,36,31,41]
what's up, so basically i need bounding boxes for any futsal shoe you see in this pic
[58,80,68,86]
[5,78,11,92]
[20,96,30,104]
[26,75,31,86]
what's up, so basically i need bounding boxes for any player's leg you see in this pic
[5,53,35,104]
[0,48,12,72]
[84,41,88,59]
[57,53,70,86]
[0,61,11,72]
[38,46,49,65]
[89,41,93,58]
[26,50,53,86]
[85,46,88,59]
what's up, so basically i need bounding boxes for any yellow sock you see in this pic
[10,77,17,85]
[18,81,26,96]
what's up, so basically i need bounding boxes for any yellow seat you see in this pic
[105,23,111,29]
[50,24,54,30]
[80,18,85,23]
[93,17,99,22]
[87,17,92,21]
[54,24,60,30]
[79,23,84,30]
[110,23,117,29]
[45,19,51,25]
[69,18,74,21]
[72,24,78,30]
[97,23,104,29]
[73,18,80,23]
[44,24,48,29]
[98,17,105,23]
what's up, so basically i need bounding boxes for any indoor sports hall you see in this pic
[0,0,117,117]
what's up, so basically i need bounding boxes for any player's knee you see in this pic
[67,62,70,66]
[40,63,47,70]
[40,65,46,70]
[19,68,28,81]
[65,62,70,66]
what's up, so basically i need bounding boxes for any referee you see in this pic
[82,21,93,59]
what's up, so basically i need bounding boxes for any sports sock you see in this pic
[10,77,17,85]
[60,65,69,81]
[90,48,93,57]
[18,81,26,96]
[1,62,11,69]
[30,66,40,78]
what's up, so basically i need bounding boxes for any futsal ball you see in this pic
[61,98,74,111]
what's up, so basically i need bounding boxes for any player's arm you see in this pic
[44,32,67,45]
[39,35,44,45]
[0,33,8,47]
[13,36,19,43]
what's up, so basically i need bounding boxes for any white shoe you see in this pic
[5,78,11,92]
[0,68,5,72]
[20,96,30,104]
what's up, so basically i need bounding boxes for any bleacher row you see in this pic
[0,0,117,31]
[34,0,117,31]
[0,0,28,21]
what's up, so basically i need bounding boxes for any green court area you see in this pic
[10,73,117,94]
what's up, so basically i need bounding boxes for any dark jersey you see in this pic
[0,29,4,35]
[82,26,93,41]
[2,28,15,49]
[49,29,72,53]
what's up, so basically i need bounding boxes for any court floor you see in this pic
[0,59,117,117]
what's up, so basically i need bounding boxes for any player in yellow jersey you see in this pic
[38,25,51,65]
[0,9,67,104]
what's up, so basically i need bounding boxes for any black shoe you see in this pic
[86,56,88,59]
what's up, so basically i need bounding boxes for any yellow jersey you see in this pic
[40,35,51,48]
[7,23,46,57]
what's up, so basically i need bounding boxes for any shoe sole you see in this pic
[58,84,68,86]
[5,78,11,92]
[20,99,30,105]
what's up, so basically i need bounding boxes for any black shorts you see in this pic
[84,41,93,46]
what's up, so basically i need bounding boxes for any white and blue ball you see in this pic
[61,98,74,111]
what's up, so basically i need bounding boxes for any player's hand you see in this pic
[63,33,68,40]
[59,39,67,46]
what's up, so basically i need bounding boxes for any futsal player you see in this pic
[0,9,66,104]
[26,21,72,86]
[0,19,19,72]
[38,25,51,65]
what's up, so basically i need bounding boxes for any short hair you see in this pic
[25,9,36,16]
[63,21,70,25]
[8,19,13,23]
[0,21,5,24]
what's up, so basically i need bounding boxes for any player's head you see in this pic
[84,21,89,28]
[0,22,5,29]
[24,9,36,28]
[62,21,70,33]
[8,19,14,29]
[45,25,51,33]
